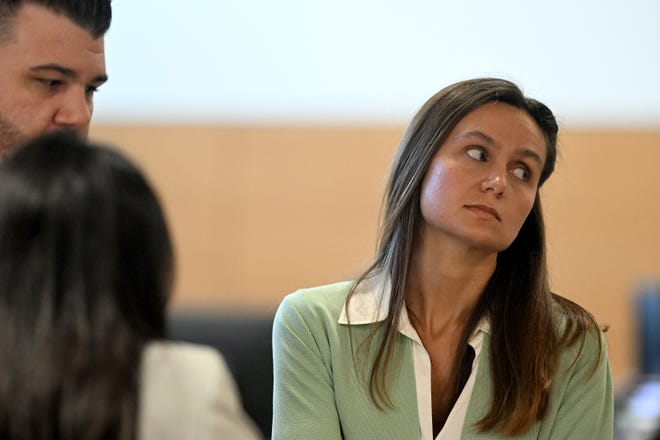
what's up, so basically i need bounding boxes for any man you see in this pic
[0,0,111,157]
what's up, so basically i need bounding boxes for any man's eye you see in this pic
[466,147,487,161]
[38,79,63,88]
[85,85,100,96]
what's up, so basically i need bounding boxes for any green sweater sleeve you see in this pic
[272,292,343,440]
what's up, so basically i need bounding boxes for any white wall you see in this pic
[95,0,660,127]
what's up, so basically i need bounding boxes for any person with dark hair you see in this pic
[0,0,111,158]
[272,78,613,439]
[0,132,262,439]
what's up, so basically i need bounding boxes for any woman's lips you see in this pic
[465,204,501,221]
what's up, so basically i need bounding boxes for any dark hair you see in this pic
[0,0,112,40]
[0,132,172,439]
[347,78,601,435]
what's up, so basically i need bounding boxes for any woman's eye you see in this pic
[466,147,487,161]
[512,165,530,181]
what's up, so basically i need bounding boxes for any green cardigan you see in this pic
[272,281,613,439]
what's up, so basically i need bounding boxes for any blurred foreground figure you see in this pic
[0,132,261,440]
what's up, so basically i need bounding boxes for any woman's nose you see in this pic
[480,172,506,197]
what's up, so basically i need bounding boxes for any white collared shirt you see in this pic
[338,277,490,440]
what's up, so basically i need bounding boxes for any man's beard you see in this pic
[0,113,28,160]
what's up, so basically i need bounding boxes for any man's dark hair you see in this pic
[0,0,112,40]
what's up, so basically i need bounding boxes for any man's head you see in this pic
[0,0,111,157]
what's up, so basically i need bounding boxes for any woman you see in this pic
[0,132,261,439]
[272,78,613,439]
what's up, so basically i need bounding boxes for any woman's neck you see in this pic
[405,230,496,335]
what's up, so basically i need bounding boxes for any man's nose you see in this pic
[52,88,92,136]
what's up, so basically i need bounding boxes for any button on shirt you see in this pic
[338,277,490,440]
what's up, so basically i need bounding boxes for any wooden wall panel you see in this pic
[90,124,660,385]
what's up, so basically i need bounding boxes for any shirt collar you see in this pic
[338,275,390,325]
[338,274,491,342]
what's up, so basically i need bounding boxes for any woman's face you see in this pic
[418,102,547,253]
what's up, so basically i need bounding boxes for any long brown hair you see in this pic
[346,78,602,435]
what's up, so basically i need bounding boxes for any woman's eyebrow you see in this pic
[457,130,495,145]
[519,149,544,166]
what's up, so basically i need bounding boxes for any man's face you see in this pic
[0,3,107,157]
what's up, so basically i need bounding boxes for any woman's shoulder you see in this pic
[538,298,613,439]
[550,295,609,369]
[273,280,356,344]
[277,280,354,317]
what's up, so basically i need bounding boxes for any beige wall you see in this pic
[90,125,660,386]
